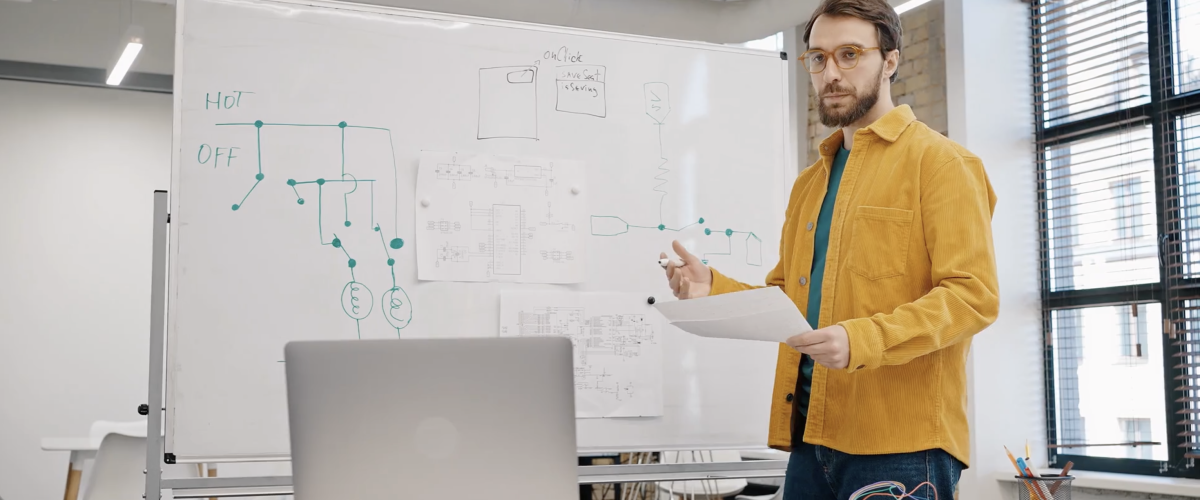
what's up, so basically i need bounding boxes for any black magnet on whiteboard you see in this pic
[138,404,149,416]
[164,453,176,464]
[647,296,656,305]
[780,51,788,60]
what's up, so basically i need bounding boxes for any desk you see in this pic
[41,438,101,500]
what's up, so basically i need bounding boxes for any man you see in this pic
[660,1,999,498]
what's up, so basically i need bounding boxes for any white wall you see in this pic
[0,80,171,500]
[944,1,1045,500]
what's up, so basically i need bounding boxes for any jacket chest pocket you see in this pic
[846,206,914,280]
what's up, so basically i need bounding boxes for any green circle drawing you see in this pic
[390,238,404,250]
[374,225,381,232]
[332,238,341,248]
[231,204,240,211]
[387,258,395,266]
[256,173,264,181]
[287,179,296,186]
[344,221,352,227]
[317,178,326,186]
[657,224,666,231]
[348,259,357,268]
[705,228,712,235]
[338,121,347,128]
[698,217,705,224]
[340,281,374,321]
[725,229,734,237]
[254,120,263,128]
[383,286,413,331]
[297,199,305,205]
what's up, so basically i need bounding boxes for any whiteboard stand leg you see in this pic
[144,190,170,500]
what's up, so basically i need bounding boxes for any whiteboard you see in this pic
[168,0,794,461]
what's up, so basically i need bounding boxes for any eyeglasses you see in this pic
[800,45,881,74]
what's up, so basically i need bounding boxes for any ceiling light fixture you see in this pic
[107,24,144,86]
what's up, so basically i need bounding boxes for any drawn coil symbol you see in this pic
[340,281,374,320]
[382,286,413,330]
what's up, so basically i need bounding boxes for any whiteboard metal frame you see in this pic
[204,0,790,58]
[166,0,796,469]
[152,461,789,498]
[146,190,170,500]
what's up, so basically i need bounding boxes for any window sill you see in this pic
[996,470,1200,497]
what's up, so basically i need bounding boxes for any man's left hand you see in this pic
[786,325,850,370]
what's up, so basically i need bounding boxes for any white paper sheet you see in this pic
[416,151,586,283]
[653,287,811,342]
[500,291,663,418]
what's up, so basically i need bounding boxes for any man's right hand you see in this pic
[661,240,713,299]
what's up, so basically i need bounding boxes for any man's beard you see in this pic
[818,70,883,128]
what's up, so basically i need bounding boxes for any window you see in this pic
[1049,304,1166,462]
[1035,0,1150,128]
[1043,127,1158,291]
[1035,0,1200,477]
[1172,0,1200,94]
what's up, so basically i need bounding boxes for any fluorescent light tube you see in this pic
[107,25,144,86]
[894,0,932,15]
[106,42,143,85]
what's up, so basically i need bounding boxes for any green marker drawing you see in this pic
[585,85,759,267]
[213,119,414,338]
[231,176,260,211]
[702,231,762,266]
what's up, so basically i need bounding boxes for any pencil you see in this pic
[1006,447,1046,500]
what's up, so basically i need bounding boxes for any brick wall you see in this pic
[805,0,948,164]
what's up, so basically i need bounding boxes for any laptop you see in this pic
[284,337,579,499]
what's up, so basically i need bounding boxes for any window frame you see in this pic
[1035,0,1200,478]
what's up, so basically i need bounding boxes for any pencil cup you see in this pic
[1015,475,1072,500]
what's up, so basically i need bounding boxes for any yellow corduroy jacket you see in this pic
[709,105,999,466]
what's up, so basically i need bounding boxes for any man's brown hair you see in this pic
[802,0,903,83]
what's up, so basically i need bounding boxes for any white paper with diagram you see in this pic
[499,290,664,418]
[415,151,586,283]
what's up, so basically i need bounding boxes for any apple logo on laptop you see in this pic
[414,416,459,460]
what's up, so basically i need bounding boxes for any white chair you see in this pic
[80,433,147,500]
[657,450,748,499]
[79,419,199,500]
[88,420,148,440]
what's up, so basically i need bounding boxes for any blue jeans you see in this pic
[783,443,962,500]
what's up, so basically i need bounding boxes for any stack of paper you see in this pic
[653,287,811,342]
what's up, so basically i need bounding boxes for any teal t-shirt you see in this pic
[798,146,849,416]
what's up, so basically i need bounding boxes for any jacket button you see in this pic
[786,393,794,403]
[799,276,808,286]
[806,222,814,231]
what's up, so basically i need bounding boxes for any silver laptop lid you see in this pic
[285,337,578,499]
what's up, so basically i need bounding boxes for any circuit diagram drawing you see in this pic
[588,83,762,267]
[208,119,413,338]
[499,291,663,418]
[416,151,586,284]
